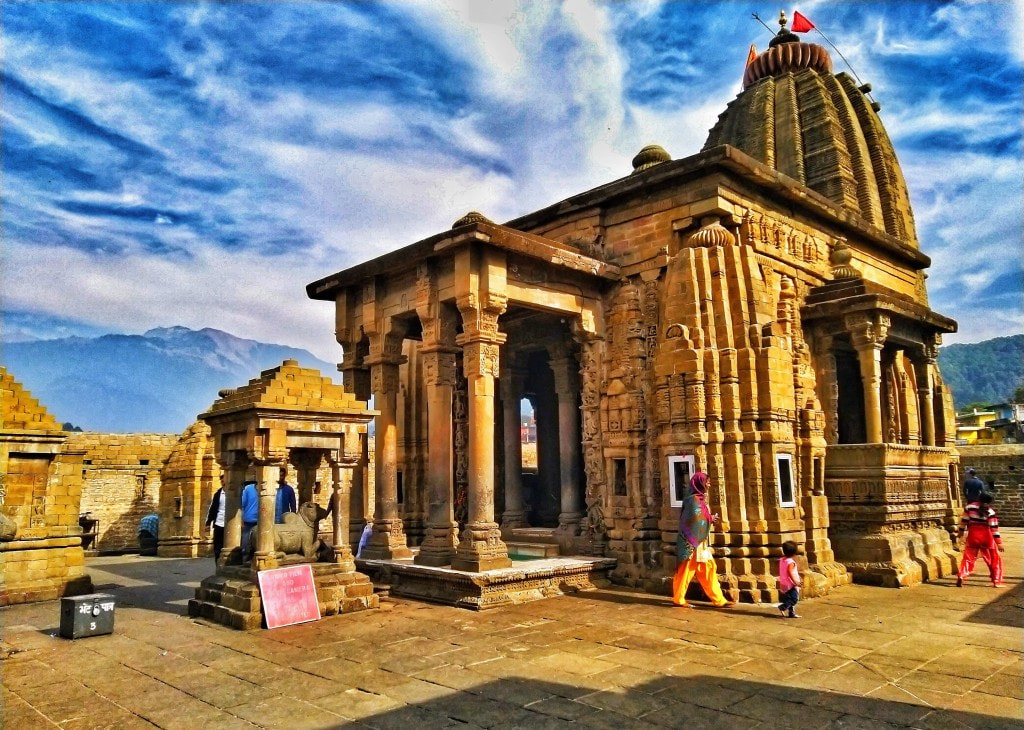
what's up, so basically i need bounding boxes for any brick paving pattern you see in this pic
[3,530,1022,729]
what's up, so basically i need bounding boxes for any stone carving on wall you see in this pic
[0,474,16,540]
[579,334,608,539]
[741,209,825,267]
[641,277,662,508]
[453,357,469,526]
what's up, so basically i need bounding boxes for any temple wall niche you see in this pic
[70,432,178,552]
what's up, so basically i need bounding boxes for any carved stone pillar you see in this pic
[362,356,412,560]
[848,314,889,444]
[219,450,247,566]
[813,335,839,445]
[452,296,511,572]
[348,429,369,546]
[415,349,460,566]
[290,450,322,506]
[551,349,582,536]
[500,363,527,528]
[912,343,938,447]
[253,459,284,574]
[327,452,355,571]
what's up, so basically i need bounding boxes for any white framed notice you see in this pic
[668,455,696,508]
[776,453,796,507]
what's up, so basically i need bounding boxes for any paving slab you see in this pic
[2,528,1022,729]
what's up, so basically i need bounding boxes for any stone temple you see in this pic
[304,17,960,601]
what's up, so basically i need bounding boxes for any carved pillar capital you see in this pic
[846,312,890,352]
[421,350,458,388]
[290,449,324,471]
[460,341,502,380]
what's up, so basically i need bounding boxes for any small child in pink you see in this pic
[778,540,802,618]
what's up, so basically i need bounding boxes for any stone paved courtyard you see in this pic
[2,531,1021,729]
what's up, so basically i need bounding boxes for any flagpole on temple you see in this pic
[790,10,879,108]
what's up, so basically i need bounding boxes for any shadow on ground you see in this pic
[86,556,212,614]
[963,580,1024,629]
[320,673,1020,729]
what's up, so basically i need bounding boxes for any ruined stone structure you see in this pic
[189,360,379,629]
[72,432,178,553]
[157,420,217,557]
[0,368,92,605]
[158,420,376,558]
[307,17,961,600]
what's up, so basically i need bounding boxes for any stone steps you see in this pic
[505,541,561,559]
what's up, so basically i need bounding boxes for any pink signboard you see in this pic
[257,564,320,629]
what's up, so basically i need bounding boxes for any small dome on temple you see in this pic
[452,211,493,228]
[685,217,736,248]
[631,144,671,173]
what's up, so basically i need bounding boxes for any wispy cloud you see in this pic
[1,1,1021,361]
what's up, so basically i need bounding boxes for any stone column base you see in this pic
[831,526,958,588]
[360,520,412,561]
[188,562,378,631]
[452,522,511,572]
[415,524,459,567]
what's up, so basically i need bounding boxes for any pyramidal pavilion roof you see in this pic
[203,359,368,419]
[0,366,63,433]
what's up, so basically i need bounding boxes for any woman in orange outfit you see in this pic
[673,472,734,608]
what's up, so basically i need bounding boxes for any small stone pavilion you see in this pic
[188,360,378,629]
[307,16,961,600]
[0,367,92,605]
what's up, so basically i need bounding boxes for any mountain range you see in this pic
[935,334,1024,408]
[1,327,1021,434]
[1,327,336,433]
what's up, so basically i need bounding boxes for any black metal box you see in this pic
[59,593,116,639]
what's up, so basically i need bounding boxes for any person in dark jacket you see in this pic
[963,468,986,503]
[205,484,226,562]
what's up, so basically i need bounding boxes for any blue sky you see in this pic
[2,1,1021,362]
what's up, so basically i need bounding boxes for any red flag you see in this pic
[745,43,757,67]
[791,11,815,32]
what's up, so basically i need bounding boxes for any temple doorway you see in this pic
[499,308,585,540]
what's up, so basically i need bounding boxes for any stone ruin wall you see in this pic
[959,444,1024,527]
[69,432,179,552]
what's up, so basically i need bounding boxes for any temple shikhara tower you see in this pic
[307,16,961,601]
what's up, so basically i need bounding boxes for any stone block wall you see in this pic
[69,432,179,552]
[959,445,1024,526]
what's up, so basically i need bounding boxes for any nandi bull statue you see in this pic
[249,501,329,561]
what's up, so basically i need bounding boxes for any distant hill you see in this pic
[937,334,1024,408]
[1,326,337,433]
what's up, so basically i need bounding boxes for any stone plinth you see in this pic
[188,561,378,630]
[357,553,616,610]
[826,443,958,587]
[0,537,92,606]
